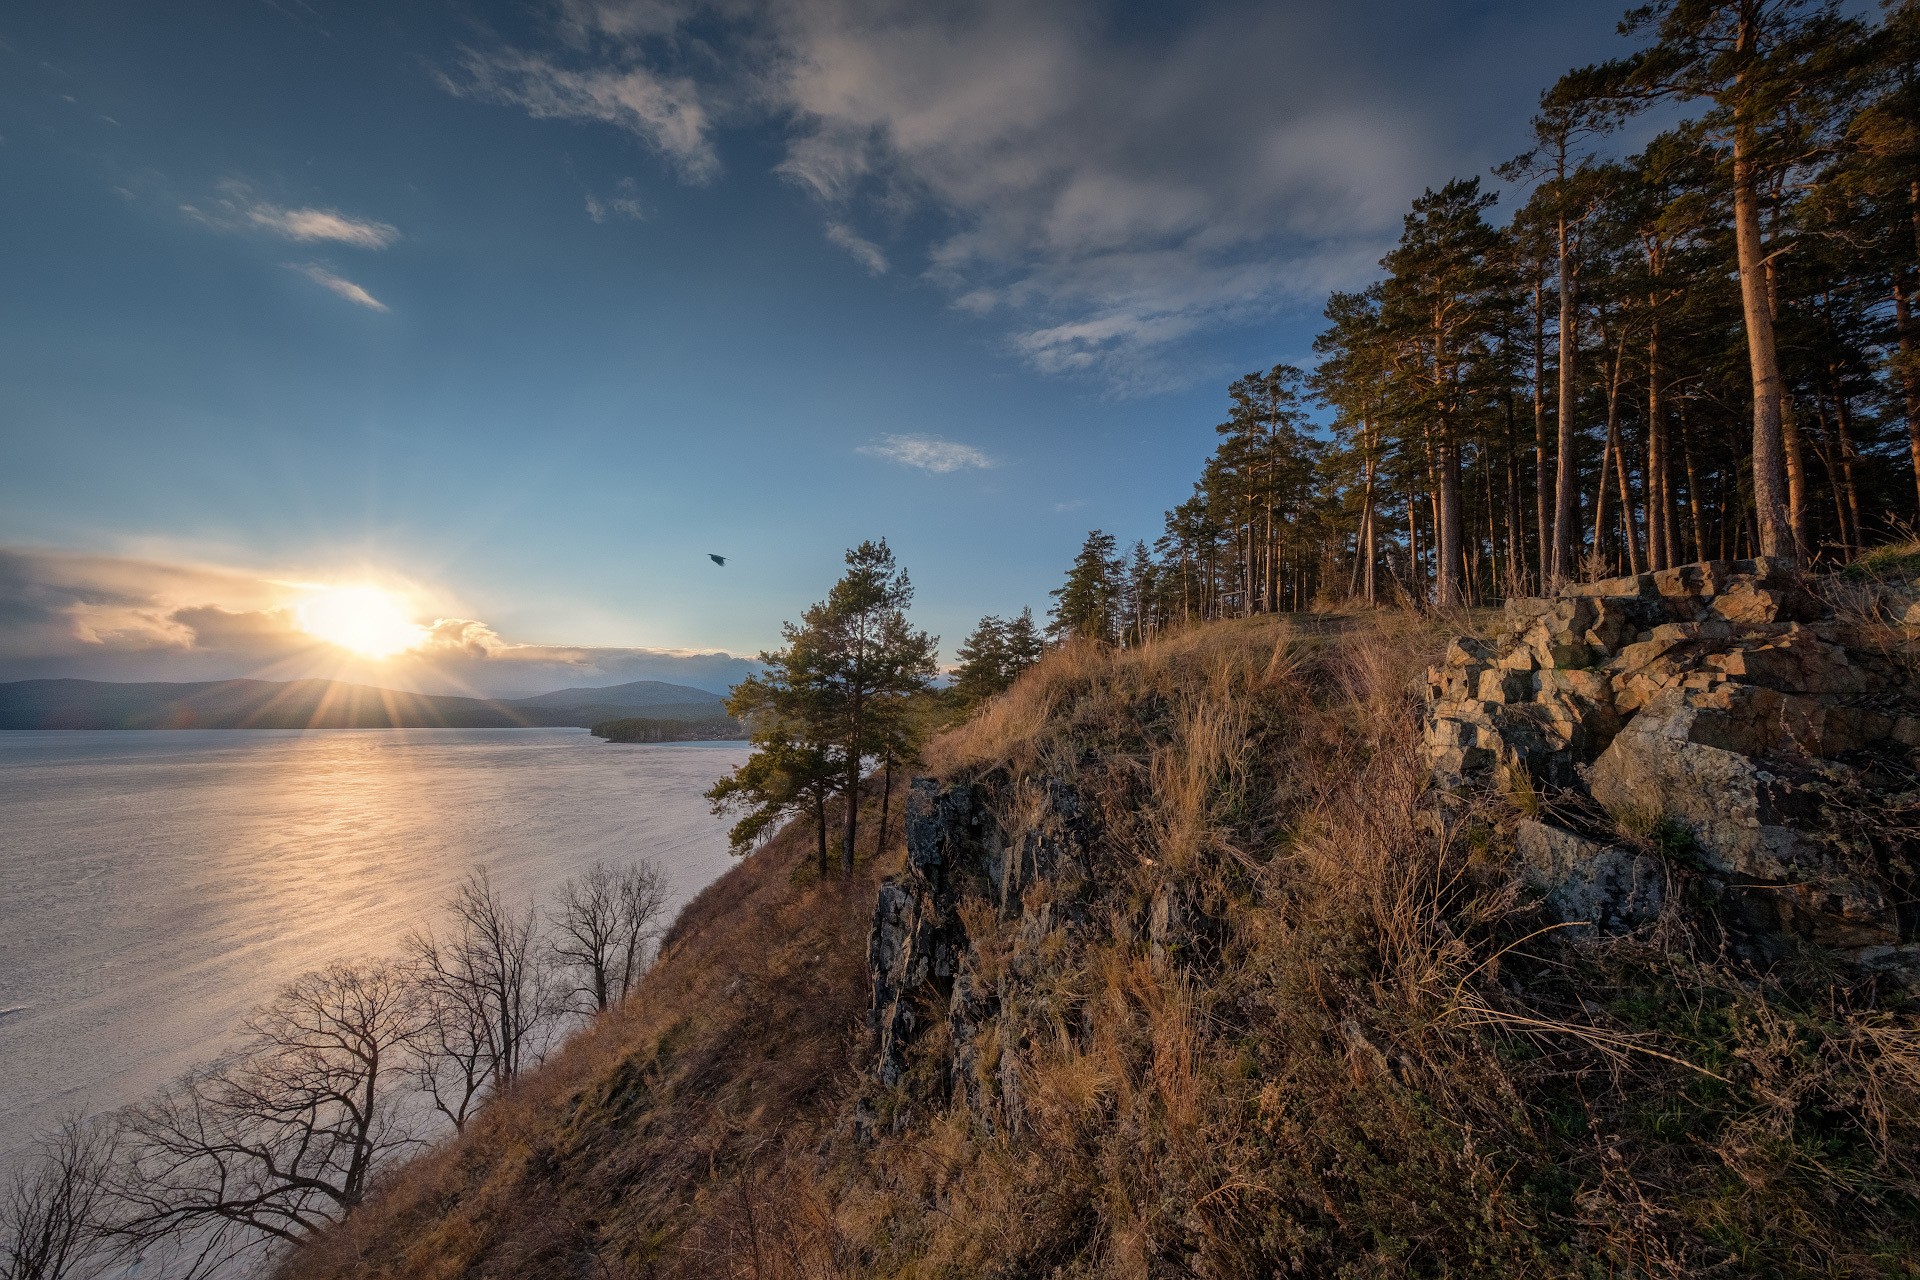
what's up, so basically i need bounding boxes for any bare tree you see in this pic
[406,870,552,1096]
[550,859,672,1014]
[1,1116,115,1280]
[108,961,421,1270]
[399,951,494,1133]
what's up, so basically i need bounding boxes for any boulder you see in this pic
[1514,819,1664,933]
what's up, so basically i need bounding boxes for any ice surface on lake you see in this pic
[0,728,748,1167]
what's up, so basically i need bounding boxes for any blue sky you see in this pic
[0,0,1639,692]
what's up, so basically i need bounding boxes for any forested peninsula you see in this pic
[7,3,1920,1278]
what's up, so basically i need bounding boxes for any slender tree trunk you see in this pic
[1593,416,1613,576]
[1895,280,1920,517]
[877,759,893,857]
[1551,215,1579,582]
[1679,405,1707,564]
[814,794,828,879]
[1833,386,1864,551]
[1646,311,1672,571]
[1437,438,1463,608]
[1360,425,1378,605]
[1532,277,1551,588]
[1606,338,1641,576]
[1730,90,1793,559]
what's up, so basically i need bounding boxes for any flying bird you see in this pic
[708,554,727,566]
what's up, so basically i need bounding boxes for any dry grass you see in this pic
[281,608,1920,1280]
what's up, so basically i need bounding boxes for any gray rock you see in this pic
[1514,819,1664,933]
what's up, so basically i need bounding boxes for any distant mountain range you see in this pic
[0,677,734,731]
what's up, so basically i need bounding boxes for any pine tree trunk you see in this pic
[1680,406,1708,563]
[1834,388,1864,551]
[877,759,893,857]
[1551,202,1579,583]
[1895,280,1920,517]
[1731,97,1793,560]
[1533,278,1551,589]
[1437,438,1463,608]
[1646,312,1673,571]
[814,795,828,879]
[1607,340,1641,576]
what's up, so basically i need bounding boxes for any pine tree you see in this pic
[1049,530,1121,642]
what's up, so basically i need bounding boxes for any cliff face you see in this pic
[1424,559,1918,964]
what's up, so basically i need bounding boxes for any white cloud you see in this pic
[184,181,399,248]
[291,264,389,312]
[857,433,997,474]
[249,205,398,248]
[824,221,887,274]
[447,47,717,183]
[585,177,647,223]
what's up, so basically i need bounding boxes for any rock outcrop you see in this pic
[867,773,1115,1125]
[1425,559,1919,955]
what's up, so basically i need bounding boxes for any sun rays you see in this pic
[294,583,429,660]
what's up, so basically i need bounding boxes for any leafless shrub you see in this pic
[550,858,672,1015]
[109,961,421,1272]
[1,1116,116,1280]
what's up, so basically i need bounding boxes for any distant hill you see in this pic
[507,680,727,713]
[0,677,734,731]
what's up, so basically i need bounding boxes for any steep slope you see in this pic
[282,608,1920,1279]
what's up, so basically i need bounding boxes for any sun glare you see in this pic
[295,584,428,660]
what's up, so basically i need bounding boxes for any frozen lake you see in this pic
[0,728,748,1167]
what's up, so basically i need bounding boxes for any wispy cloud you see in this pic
[1052,498,1086,512]
[249,204,398,248]
[291,264,389,312]
[183,181,399,248]
[446,47,717,183]
[585,177,646,223]
[457,0,1610,393]
[857,433,997,474]
[825,221,887,274]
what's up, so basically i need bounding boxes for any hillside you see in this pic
[280,603,1920,1278]
[0,677,728,731]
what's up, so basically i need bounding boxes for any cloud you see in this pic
[183,181,399,248]
[291,264,389,312]
[446,47,717,183]
[454,0,1608,393]
[249,205,398,248]
[824,221,887,274]
[585,177,647,222]
[0,546,756,696]
[857,433,996,474]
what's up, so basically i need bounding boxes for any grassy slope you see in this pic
[283,612,1920,1279]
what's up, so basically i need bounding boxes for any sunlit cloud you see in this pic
[0,546,756,695]
[857,433,997,474]
[182,181,399,248]
[585,177,646,222]
[825,221,888,275]
[445,47,718,183]
[291,263,389,312]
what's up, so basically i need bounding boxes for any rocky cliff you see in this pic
[1424,558,1918,962]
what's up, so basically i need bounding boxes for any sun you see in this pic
[295,584,428,659]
